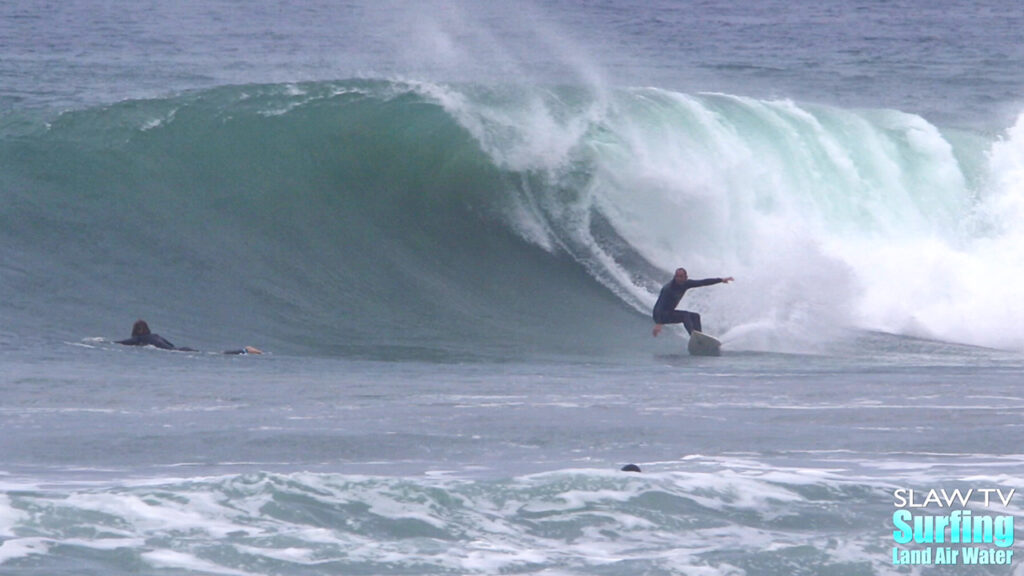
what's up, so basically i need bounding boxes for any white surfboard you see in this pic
[688,331,721,356]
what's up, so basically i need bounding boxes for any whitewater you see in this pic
[2,1,1024,575]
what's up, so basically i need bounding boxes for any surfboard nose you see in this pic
[688,331,722,356]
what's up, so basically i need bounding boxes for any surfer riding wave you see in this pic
[652,268,733,337]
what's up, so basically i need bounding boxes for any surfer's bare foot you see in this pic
[652,324,663,337]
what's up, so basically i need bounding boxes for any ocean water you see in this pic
[2,1,1024,574]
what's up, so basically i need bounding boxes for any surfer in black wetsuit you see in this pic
[116,319,261,354]
[117,320,193,350]
[652,268,733,337]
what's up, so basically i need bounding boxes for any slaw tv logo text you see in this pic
[892,488,1015,566]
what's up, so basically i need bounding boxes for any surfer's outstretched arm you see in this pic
[223,346,263,355]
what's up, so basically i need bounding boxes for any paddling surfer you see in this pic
[117,319,262,354]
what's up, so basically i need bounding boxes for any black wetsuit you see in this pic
[117,334,196,352]
[652,277,724,334]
